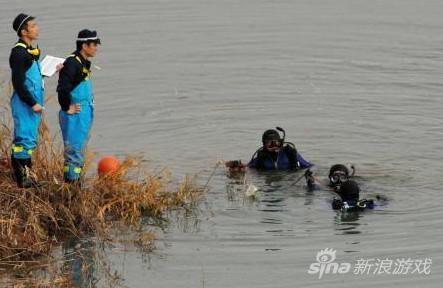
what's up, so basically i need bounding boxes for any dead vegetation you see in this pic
[0,98,204,286]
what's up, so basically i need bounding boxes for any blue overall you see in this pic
[11,56,44,159]
[59,64,94,181]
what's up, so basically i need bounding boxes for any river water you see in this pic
[0,0,442,287]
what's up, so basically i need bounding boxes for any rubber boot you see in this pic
[11,156,33,188]
[63,164,83,188]
[64,177,83,191]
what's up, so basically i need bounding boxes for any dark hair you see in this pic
[76,40,97,52]
[18,16,35,37]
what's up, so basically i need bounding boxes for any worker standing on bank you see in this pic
[57,29,100,183]
[9,13,45,188]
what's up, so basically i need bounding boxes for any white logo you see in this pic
[307,248,432,279]
[308,248,351,279]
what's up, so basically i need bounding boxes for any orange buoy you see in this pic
[97,156,120,176]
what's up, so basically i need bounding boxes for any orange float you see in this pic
[97,156,120,176]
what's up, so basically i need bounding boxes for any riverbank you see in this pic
[0,103,204,286]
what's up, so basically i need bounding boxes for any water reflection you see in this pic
[223,168,391,239]
[226,170,313,205]
[258,173,287,213]
[62,238,97,287]
[172,207,202,234]
[224,170,319,237]
[333,211,362,235]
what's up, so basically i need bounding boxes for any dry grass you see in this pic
[0,100,205,286]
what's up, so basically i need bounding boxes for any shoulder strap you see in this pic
[68,54,91,80]
[249,146,262,161]
[68,54,82,64]
[15,42,27,49]
[284,142,296,149]
[15,42,40,57]
[283,143,298,169]
[250,147,268,169]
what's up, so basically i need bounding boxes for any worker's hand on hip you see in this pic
[32,103,44,113]
[67,104,81,114]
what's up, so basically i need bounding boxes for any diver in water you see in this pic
[305,165,387,211]
[226,127,313,174]
[248,127,313,170]
[304,163,355,191]
[332,180,375,211]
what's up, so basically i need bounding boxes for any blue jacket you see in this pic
[248,144,313,170]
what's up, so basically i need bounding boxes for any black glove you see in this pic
[332,198,343,210]
[304,169,313,179]
[304,169,316,189]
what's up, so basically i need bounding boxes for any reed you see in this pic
[0,101,204,285]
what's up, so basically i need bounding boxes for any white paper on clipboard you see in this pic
[40,55,65,77]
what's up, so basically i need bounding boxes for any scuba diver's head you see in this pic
[328,164,350,187]
[262,129,283,153]
[337,180,360,203]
